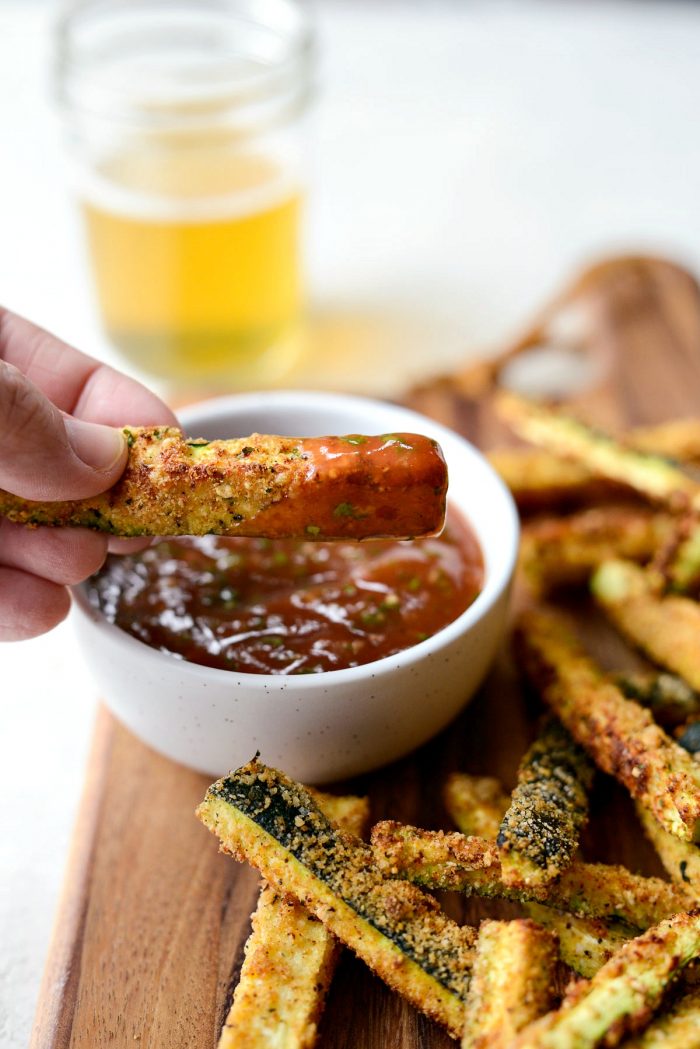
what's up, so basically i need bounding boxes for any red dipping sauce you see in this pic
[88,511,483,675]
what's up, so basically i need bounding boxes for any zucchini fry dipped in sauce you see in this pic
[520,508,675,595]
[624,986,700,1049]
[514,609,700,842]
[443,772,634,975]
[371,823,694,928]
[495,392,700,513]
[461,919,558,1049]
[219,790,369,1049]
[592,560,700,693]
[497,719,594,888]
[511,910,700,1049]
[0,426,448,541]
[197,760,475,1039]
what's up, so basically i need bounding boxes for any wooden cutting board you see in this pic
[30,256,700,1049]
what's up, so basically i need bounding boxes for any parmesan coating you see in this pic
[593,559,700,693]
[197,760,475,1039]
[497,719,594,887]
[219,791,369,1049]
[444,773,510,840]
[371,822,695,928]
[511,910,700,1049]
[495,392,700,513]
[520,507,675,594]
[514,608,700,842]
[461,919,558,1049]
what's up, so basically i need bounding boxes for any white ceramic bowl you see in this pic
[73,391,519,782]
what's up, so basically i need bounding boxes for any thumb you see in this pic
[0,361,127,501]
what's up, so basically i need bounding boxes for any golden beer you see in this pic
[83,147,303,381]
[55,0,314,386]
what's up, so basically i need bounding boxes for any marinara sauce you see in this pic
[88,510,483,675]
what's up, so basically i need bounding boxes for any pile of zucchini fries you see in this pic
[197,396,700,1048]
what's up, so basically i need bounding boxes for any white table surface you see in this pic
[3,0,700,1044]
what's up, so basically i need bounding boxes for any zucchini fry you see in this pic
[520,508,674,595]
[593,559,700,693]
[497,719,594,887]
[495,391,700,513]
[628,417,700,465]
[614,672,700,729]
[514,608,700,841]
[444,773,510,840]
[371,823,694,928]
[462,919,558,1049]
[624,986,700,1048]
[197,760,475,1039]
[0,426,447,541]
[219,791,369,1049]
[443,773,634,974]
[487,448,625,511]
[488,417,700,512]
[511,910,700,1049]
[636,802,700,899]
[524,905,633,980]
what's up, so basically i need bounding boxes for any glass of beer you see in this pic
[54,0,314,387]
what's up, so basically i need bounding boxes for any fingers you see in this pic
[0,566,71,641]
[0,360,128,501]
[0,519,108,584]
[0,307,178,426]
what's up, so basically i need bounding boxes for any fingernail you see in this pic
[65,417,126,472]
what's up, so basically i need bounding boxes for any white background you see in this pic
[2,1,700,1044]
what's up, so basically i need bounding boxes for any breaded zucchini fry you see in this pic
[520,508,674,595]
[624,986,700,1048]
[443,773,633,974]
[461,919,558,1049]
[197,761,475,1039]
[488,417,700,512]
[636,802,700,899]
[487,448,625,511]
[511,911,700,1049]
[497,719,594,887]
[219,790,369,1049]
[444,773,510,840]
[371,823,694,928]
[593,560,700,693]
[496,392,700,512]
[524,905,633,980]
[628,417,700,465]
[0,427,447,541]
[614,672,700,729]
[514,608,700,841]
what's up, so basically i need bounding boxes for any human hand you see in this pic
[0,308,178,641]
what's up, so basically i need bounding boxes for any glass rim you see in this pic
[53,0,315,129]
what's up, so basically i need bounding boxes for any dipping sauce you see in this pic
[88,511,483,675]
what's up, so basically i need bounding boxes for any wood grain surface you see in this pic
[30,256,700,1049]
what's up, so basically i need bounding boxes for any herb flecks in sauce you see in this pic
[88,512,483,675]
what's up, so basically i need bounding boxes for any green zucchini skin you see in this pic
[512,910,700,1049]
[197,760,475,1038]
[497,719,594,887]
